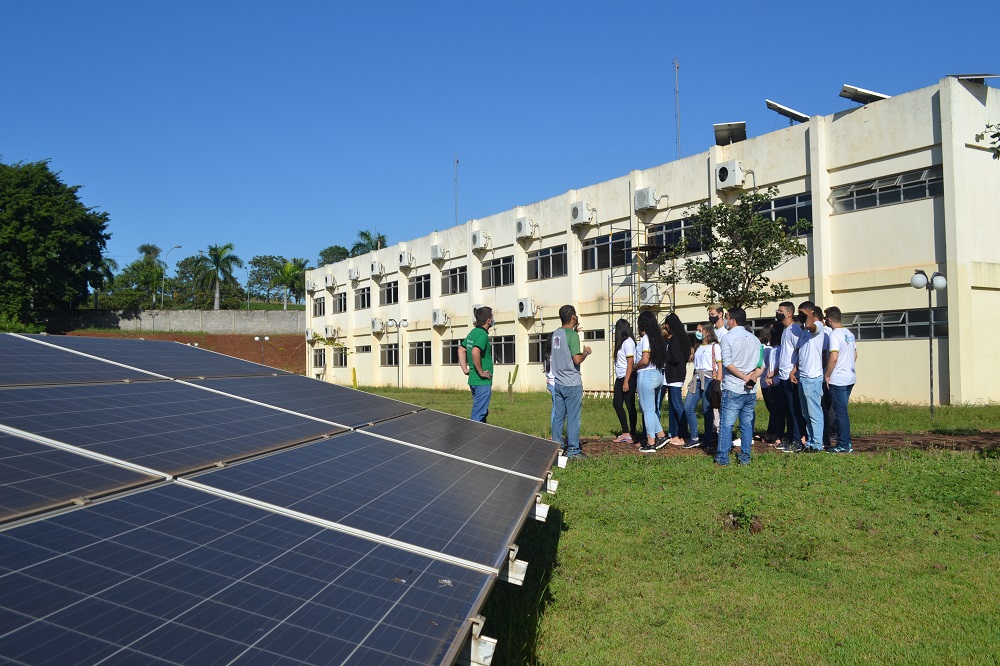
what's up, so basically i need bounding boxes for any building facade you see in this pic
[306,76,1000,404]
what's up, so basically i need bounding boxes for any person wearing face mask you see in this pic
[550,304,592,460]
[662,313,691,447]
[790,303,826,452]
[708,305,729,342]
[459,306,494,423]
[775,301,807,452]
[716,307,765,466]
[680,322,722,448]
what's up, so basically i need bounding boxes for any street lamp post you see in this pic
[254,335,270,365]
[910,269,947,416]
[387,319,408,388]
[160,245,182,309]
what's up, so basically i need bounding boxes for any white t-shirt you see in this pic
[778,323,802,380]
[765,345,781,384]
[714,324,729,342]
[827,327,857,386]
[796,321,826,379]
[693,343,721,373]
[614,337,636,379]
[635,334,658,375]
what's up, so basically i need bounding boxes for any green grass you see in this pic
[362,387,1000,664]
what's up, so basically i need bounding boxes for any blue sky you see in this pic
[2,1,995,276]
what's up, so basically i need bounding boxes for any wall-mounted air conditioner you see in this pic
[471,231,489,250]
[515,217,536,240]
[305,328,313,340]
[323,325,338,338]
[306,280,318,292]
[430,244,447,261]
[370,261,384,278]
[635,187,659,211]
[517,298,537,319]
[715,160,746,191]
[570,201,594,227]
[398,251,414,268]
[324,274,337,289]
[472,303,485,319]
[639,284,661,306]
[371,318,385,334]
[347,267,361,281]
[432,309,450,327]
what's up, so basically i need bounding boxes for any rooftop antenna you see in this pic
[454,157,459,228]
[673,57,681,160]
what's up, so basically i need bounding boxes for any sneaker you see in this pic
[782,443,805,453]
[797,446,821,454]
[682,439,701,449]
[654,435,670,450]
[829,445,853,453]
[639,443,657,453]
[567,451,589,460]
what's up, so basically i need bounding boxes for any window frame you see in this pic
[354,286,371,310]
[407,274,431,301]
[380,343,399,367]
[526,244,568,281]
[441,266,468,295]
[482,255,515,288]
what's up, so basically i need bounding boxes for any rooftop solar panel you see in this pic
[192,375,422,428]
[0,382,345,476]
[0,432,161,523]
[0,483,492,665]
[23,334,288,379]
[0,334,153,386]
[193,431,543,569]
[363,409,560,478]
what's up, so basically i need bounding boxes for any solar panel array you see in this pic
[0,333,560,665]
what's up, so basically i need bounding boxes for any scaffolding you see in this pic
[606,182,642,389]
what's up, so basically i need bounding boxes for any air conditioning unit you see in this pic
[432,309,450,327]
[371,318,385,334]
[323,325,338,338]
[517,298,537,319]
[715,160,746,191]
[347,267,360,281]
[430,244,447,261]
[639,284,661,306]
[305,328,314,340]
[323,274,337,289]
[370,261,384,278]
[471,230,489,250]
[472,303,485,319]
[398,251,414,268]
[306,280,318,292]
[570,201,594,227]
[635,187,659,211]
[515,217,536,240]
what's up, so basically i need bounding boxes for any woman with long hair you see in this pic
[611,318,638,444]
[634,310,668,452]
[662,313,691,446]
[679,322,722,448]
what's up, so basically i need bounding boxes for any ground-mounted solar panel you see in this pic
[363,409,560,478]
[0,432,162,524]
[0,382,345,476]
[0,483,492,665]
[0,334,154,386]
[22,334,288,379]
[193,375,422,428]
[192,431,544,570]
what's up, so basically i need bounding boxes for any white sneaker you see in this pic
[733,438,742,448]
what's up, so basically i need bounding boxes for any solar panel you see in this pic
[0,334,153,386]
[0,483,492,665]
[363,409,560,478]
[23,334,288,379]
[0,432,161,523]
[0,382,345,475]
[192,375,422,428]
[192,431,544,569]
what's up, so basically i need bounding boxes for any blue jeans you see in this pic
[682,379,713,443]
[829,383,854,448]
[469,384,492,423]
[552,383,583,455]
[716,389,757,465]
[797,375,824,450]
[666,385,684,438]
[637,370,664,441]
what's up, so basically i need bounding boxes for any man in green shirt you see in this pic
[459,306,494,422]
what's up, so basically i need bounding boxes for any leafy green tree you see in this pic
[0,160,110,324]
[655,187,810,310]
[192,243,244,310]
[247,255,286,301]
[99,247,164,310]
[273,258,309,310]
[978,123,1000,160]
[349,230,388,257]
[318,245,349,266]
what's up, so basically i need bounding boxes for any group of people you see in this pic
[458,300,857,466]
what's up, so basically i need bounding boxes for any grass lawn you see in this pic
[363,387,1000,664]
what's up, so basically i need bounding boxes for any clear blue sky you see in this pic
[2,1,995,277]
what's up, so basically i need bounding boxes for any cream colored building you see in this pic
[306,76,999,404]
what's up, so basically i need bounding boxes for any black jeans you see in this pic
[613,376,638,439]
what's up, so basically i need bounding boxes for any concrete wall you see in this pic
[51,310,307,335]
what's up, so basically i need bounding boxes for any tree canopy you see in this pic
[350,230,387,257]
[655,187,810,310]
[272,258,309,310]
[0,160,110,325]
[247,255,286,301]
[318,245,349,266]
[98,245,165,311]
[191,243,244,311]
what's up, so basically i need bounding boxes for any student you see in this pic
[634,310,668,453]
[824,306,858,453]
[611,319,638,444]
[716,307,765,466]
[680,322,722,449]
[550,304,592,460]
[662,313,691,447]
[791,303,826,453]
[760,323,783,444]
[459,306,494,422]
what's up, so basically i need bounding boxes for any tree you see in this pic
[192,243,244,311]
[99,246,164,310]
[247,255,286,302]
[318,245,349,266]
[655,187,810,310]
[272,258,309,310]
[0,160,110,325]
[349,230,388,257]
[978,123,1000,160]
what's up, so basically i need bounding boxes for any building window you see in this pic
[331,346,347,367]
[311,296,325,317]
[582,232,632,271]
[441,266,468,295]
[491,335,515,365]
[331,292,347,313]
[528,333,550,364]
[355,345,372,354]
[312,348,325,368]
[408,341,432,366]
[442,339,462,365]
[379,280,399,306]
[583,329,606,341]
[482,255,515,287]
[840,308,947,340]
[527,244,568,281]
[380,343,399,367]
[408,274,431,301]
[758,192,813,237]
[831,166,943,214]
[646,218,700,260]
[355,287,371,310]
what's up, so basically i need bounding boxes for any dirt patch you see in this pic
[64,331,308,375]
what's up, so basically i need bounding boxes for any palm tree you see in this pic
[193,243,244,310]
[273,258,310,310]
[89,255,119,309]
[136,244,162,260]
[350,230,388,257]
